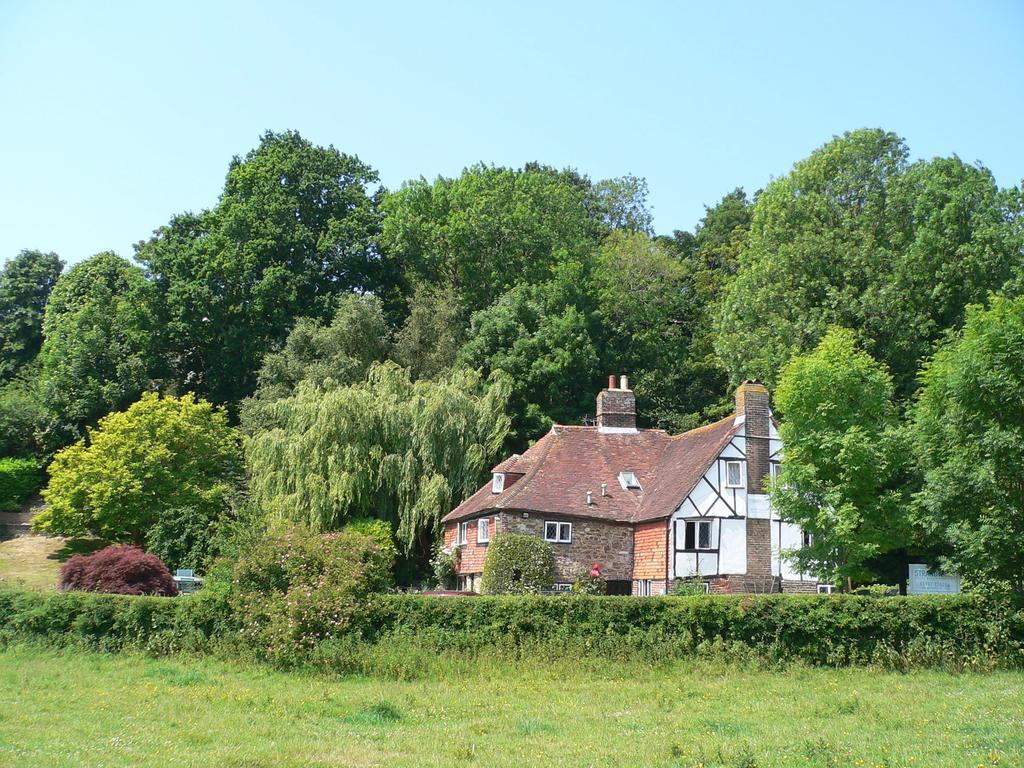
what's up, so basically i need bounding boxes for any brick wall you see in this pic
[746,518,772,578]
[782,579,819,594]
[596,388,636,430]
[632,520,668,579]
[499,512,633,581]
[446,516,497,575]
[736,380,770,493]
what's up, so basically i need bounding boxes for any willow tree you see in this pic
[246,362,511,556]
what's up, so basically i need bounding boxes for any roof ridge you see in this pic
[668,413,737,441]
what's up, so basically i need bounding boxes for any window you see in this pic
[770,462,781,479]
[456,521,469,546]
[683,520,713,551]
[553,582,573,592]
[618,471,641,490]
[725,460,743,488]
[491,472,505,494]
[817,584,835,595]
[544,521,572,543]
[636,579,653,597]
[801,530,813,548]
[477,517,490,544]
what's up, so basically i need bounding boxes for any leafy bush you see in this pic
[59,545,178,596]
[145,505,228,573]
[1,588,1022,671]
[35,392,242,550]
[430,545,458,589]
[0,373,47,457]
[572,565,606,595]
[229,525,394,663]
[0,457,42,512]
[671,578,711,596]
[480,533,555,594]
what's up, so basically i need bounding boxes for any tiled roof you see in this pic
[441,415,739,524]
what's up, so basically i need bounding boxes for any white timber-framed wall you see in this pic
[668,416,810,581]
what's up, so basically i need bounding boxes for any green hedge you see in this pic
[2,588,1021,670]
[0,457,41,512]
[0,588,235,655]
[365,593,1024,669]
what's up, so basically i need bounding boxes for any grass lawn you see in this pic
[0,646,1020,767]
[0,535,105,591]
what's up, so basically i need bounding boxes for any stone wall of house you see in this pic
[499,512,633,582]
[706,574,781,594]
[632,520,668,579]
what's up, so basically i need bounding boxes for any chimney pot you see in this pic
[620,375,629,390]
[586,490,593,506]
[608,375,617,389]
[601,482,608,497]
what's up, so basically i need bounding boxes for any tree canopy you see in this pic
[36,392,243,549]
[0,250,63,381]
[138,130,382,406]
[772,327,912,584]
[39,251,159,448]
[716,129,1021,397]
[246,362,511,556]
[912,296,1024,592]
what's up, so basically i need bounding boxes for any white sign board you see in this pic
[907,564,960,595]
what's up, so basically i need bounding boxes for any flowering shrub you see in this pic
[229,525,394,663]
[59,545,178,596]
[572,563,606,595]
[480,533,555,594]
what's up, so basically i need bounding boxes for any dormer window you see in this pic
[618,471,641,490]
[725,460,743,488]
[491,473,505,494]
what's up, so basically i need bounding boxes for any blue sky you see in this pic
[1,1,1022,266]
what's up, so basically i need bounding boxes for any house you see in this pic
[441,376,818,595]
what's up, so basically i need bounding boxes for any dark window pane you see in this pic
[684,521,695,550]
[698,522,712,549]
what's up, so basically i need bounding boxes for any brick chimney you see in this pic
[736,379,773,586]
[597,375,637,432]
[735,379,770,493]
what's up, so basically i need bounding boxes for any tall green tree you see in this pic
[239,293,393,432]
[593,231,728,432]
[772,327,912,585]
[36,392,243,552]
[716,130,1021,397]
[0,250,64,380]
[379,163,599,315]
[138,130,381,406]
[39,252,159,448]
[912,296,1024,592]
[458,260,600,445]
[392,284,467,381]
[246,362,510,558]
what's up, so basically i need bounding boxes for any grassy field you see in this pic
[0,646,1020,767]
[0,534,105,591]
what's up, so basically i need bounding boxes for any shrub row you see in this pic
[365,593,1024,669]
[0,588,234,655]
[0,457,41,512]
[2,588,1021,671]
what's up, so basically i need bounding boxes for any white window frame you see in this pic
[491,472,505,494]
[477,517,490,544]
[724,460,744,488]
[618,471,641,490]
[456,521,469,546]
[636,579,653,597]
[553,582,573,592]
[770,462,781,479]
[817,584,835,595]
[544,521,572,543]
[683,519,714,551]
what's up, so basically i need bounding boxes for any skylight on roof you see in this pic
[618,471,641,490]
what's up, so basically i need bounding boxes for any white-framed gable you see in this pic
[668,412,805,581]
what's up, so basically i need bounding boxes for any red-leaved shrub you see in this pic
[59,545,179,596]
